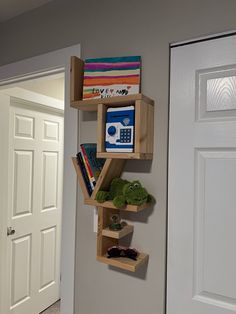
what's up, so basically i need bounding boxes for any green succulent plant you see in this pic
[95,178,153,208]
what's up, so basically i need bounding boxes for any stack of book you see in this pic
[76,143,105,196]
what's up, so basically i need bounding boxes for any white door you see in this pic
[3,99,63,314]
[168,35,236,314]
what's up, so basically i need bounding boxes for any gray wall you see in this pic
[1,1,236,314]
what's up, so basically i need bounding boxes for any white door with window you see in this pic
[1,98,63,314]
[168,35,236,314]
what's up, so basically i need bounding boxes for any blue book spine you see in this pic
[76,152,93,196]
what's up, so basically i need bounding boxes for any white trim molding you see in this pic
[2,87,64,111]
[170,29,236,47]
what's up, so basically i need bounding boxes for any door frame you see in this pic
[0,44,80,314]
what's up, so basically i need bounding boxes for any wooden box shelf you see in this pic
[71,96,154,160]
[70,56,152,272]
[96,97,154,160]
[97,253,149,272]
[102,225,134,239]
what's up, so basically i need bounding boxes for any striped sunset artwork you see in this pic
[83,56,141,100]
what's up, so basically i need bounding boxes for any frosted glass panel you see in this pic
[196,65,236,121]
[207,76,236,112]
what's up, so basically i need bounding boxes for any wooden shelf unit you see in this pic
[70,56,153,272]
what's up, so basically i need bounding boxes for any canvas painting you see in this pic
[83,56,141,100]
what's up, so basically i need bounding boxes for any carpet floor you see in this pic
[40,301,60,314]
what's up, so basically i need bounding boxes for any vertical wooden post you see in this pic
[91,159,126,200]
[134,99,142,154]
[97,206,104,257]
[97,103,106,154]
[97,207,118,257]
[70,56,84,103]
[135,99,154,157]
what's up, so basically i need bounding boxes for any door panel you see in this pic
[168,35,236,314]
[42,152,58,211]
[43,120,59,141]
[194,150,236,304]
[6,102,64,314]
[11,235,31,309]
[13,151,33,217]
[40,227,56,291]
[15,114,35,139]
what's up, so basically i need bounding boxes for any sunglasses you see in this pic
[107,246,139,261]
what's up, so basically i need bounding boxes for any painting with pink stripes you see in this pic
[82,56,141,100]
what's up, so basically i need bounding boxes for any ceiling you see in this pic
[0,0,53,23]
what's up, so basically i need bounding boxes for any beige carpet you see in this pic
[40,301,60,314]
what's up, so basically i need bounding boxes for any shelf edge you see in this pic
[96,152,153,160]
[102,225,134,239]
[84,199,152,212]
[97,253,149,272]
[70,93,154,110]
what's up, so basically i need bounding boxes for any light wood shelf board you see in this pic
[97,206,118,256]
[71,101,97,111]
[97,152,153,160]
[134,100,154,157]
[97,253,149,272]
[84,199,151,212]
[70,93,154,111]
[96,98,154,160]
[71,157,90,199]
[70,56,84,103]
[102,225,134,239]
[97,103,106,153]
[91,159,125,200]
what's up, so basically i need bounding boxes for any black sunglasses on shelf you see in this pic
[107,246,139,261]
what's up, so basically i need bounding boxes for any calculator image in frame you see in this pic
[105,106,135,152]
